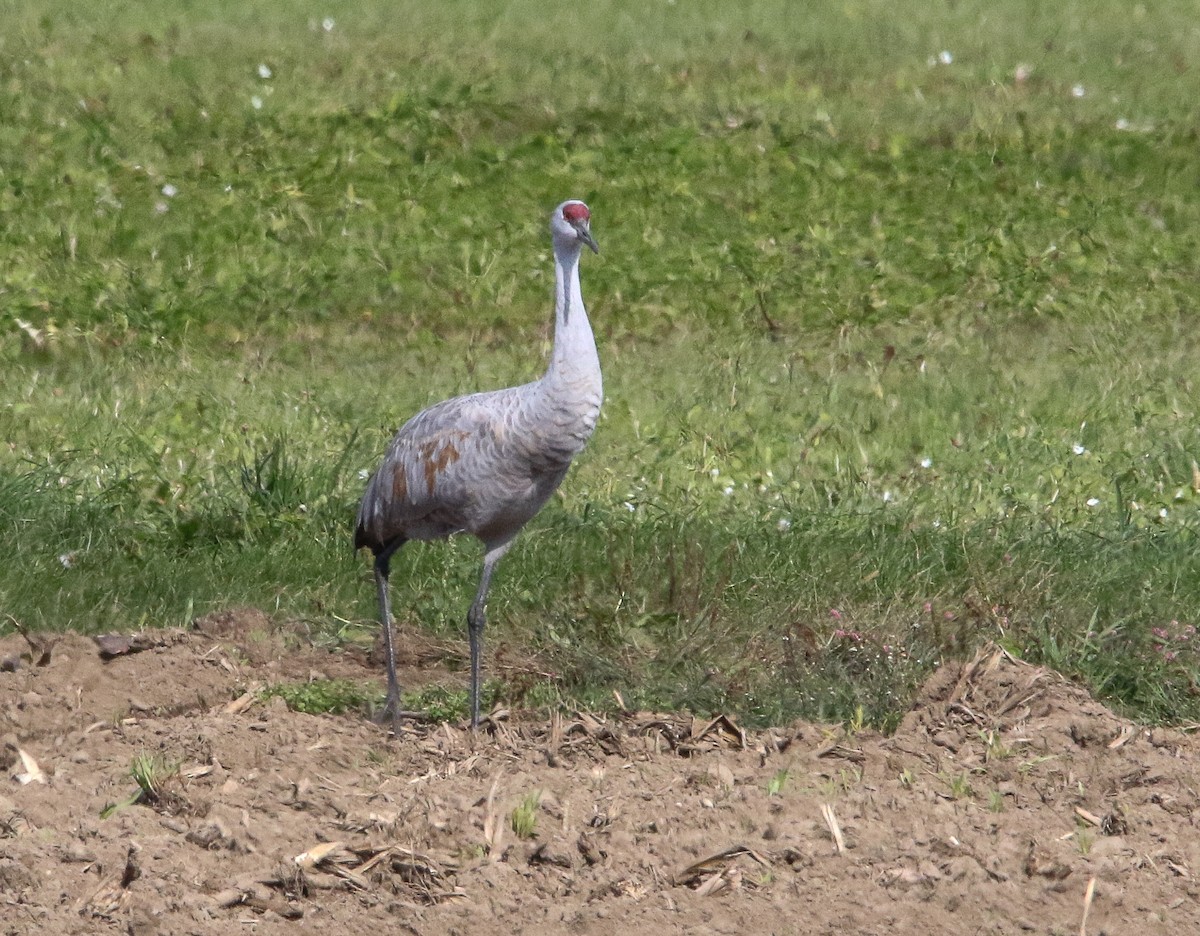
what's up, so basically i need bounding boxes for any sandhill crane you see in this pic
[355,199,602,731]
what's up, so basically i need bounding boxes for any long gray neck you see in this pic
[545,241,600,388]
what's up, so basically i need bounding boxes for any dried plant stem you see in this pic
[1079,876,1096,936]
[820,803,846,854]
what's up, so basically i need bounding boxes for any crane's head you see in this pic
[551,200,599,255]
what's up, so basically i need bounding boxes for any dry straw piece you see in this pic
[1079,876,1097,936]
[820,803,846,854]
[12,746,46,785]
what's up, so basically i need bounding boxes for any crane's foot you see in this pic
[370,696,424,737]
[466,705,508,734]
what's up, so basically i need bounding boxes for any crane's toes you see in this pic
[467,705,510,733]
[370,697,424,737]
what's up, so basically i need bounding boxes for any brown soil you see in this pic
[2,611,1199,935]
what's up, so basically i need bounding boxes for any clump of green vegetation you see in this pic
[130,751,177,800]
[945,773,975,801]
[262,680,384,716]
[101,751,184,818]
[510,792,541,840]
[260,678,498,723]
[399,684,470,724]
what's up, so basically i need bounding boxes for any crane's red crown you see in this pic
[562,202,590,224]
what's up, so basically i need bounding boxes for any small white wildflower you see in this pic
[224,184,233,193]
[623,501,636,513]
[1014,63,1031,82]
[882,490,894,503]
[1086,497,1101,507]
[357,468,370,480]
[931,519,942,529]
[257,63,272,79]
[1071,84,1086,98]
[776,518,792,532]
[723,485,734,496]
[1072,443,1086,455]
[709,467,719,479]
[322,16,335,31]
[1175,489,1186,501]
[298,504,307,514]
[161,183,177,198]
[58,552,76,569]
[920,457,933,469]
[251,95,263,110]
[1115,117,1130,131]
[938,50,953,65]
[1160,507,1169,519]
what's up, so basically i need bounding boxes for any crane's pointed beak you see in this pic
[580,227,599,254]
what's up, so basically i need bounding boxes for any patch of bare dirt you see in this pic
[2,621,1199,935]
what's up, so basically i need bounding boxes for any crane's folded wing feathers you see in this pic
[354,381,592,551]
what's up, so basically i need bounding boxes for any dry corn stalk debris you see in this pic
[820,803,846,854]
[282,839,464,902]
[676,844,771,891]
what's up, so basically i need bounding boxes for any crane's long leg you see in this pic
[374,538,407,735]
[466,540,514,730]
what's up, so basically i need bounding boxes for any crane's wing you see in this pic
[354,384,568,551]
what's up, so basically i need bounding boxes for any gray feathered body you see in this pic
[354,372,602,551]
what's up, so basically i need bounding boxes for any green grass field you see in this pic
[3,0,1199,728]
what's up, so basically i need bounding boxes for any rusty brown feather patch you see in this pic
[420,436,463,494]
[390,463,408,502]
